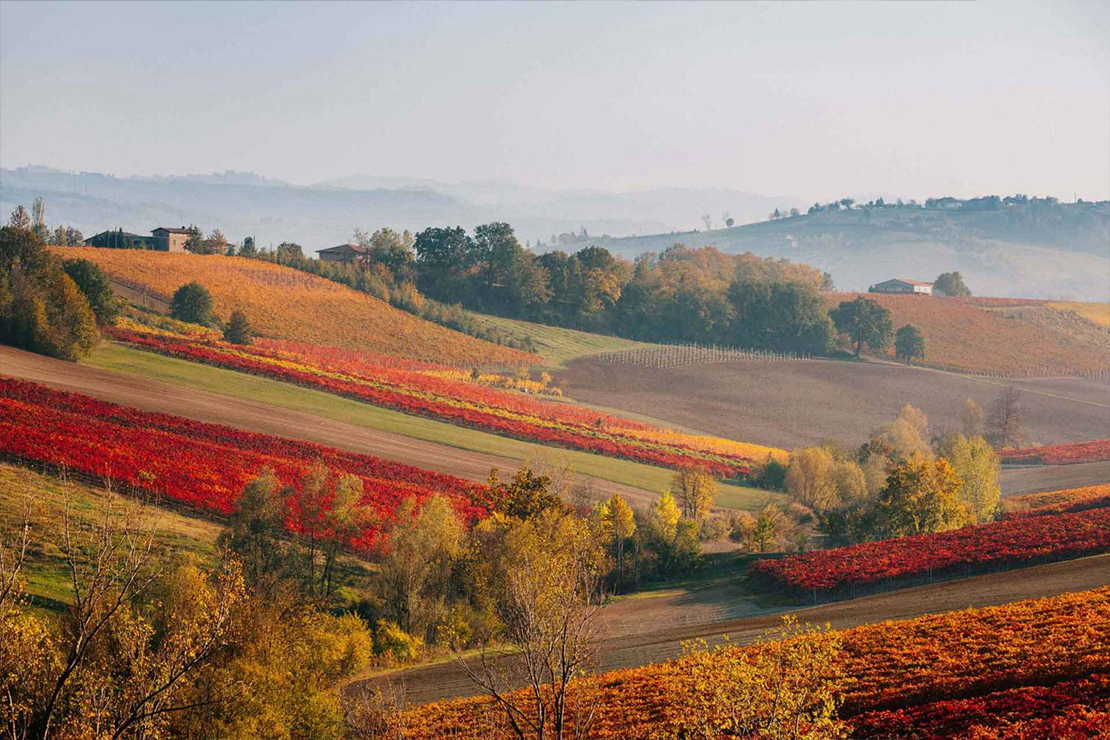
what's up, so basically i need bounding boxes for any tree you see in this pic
[183,225,205,253]
[218,469,292,596]
[959,398,985,437]
[63,258,121,324]
[894,324,925,362]
[670,466,718,520]
[830,296,893,358]
[701,214,713,230]
[170,281,214,325]
[938,433,1001,524]
[31,197,48,242]
[876,457,968,537]
[240,235,257,256]
[595,494,636,585]
[785,447,865,512]
[0,223,98,361]
[934,271,971,297]
[8,204,31,229]
[201,228,229,255]
[748,503,784,553]
[674,617,848,740]
[377,494,464,637]
[487,467,565,520]
[275,241,304,263]
[455,509,605,740]
[863,404,932,466]
[223,309,253,344]
[988,386,1028,449]
[728,279,835,354]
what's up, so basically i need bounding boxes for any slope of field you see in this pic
[824,292,1110,375]
[366,561,1110,706]
[561,357,1110,451]
[1,345,775,511]
[107,322,781,477]
[1050,300,1110,327]
[461,310,659,367]
[50,247,536,367]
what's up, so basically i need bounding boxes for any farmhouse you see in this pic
[316,243,371,263]
[869,278,934,296]
[84,226,190,252]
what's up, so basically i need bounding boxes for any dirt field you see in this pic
[0,346,664,508]
[363,553,1110,705]
[561,357,1110,451]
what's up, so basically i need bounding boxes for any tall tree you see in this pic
[988,385,1028,449]
[894,324,925,362]
[830,296,893,358]
[62,258,121,324]
[223,309,253,344]
[938,433,1001,524]
[670,466,718,520]
[934,271,971,297]
[877,457,968,537]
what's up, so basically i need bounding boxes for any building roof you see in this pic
[895,278,934,287]
[153,226,192,234]
[86,230,148,240]
[316,243,371,254]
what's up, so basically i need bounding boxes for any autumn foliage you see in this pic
[396,588,1110,739]
[106,321,782,476]
[998,438,1110,465]
[1003,484,1110,519]
[0,377,487,548]
[52,247,538,366]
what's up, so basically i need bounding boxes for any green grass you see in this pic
[84,343,777,511]
[463,310,660,368]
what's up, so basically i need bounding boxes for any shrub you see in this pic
[373,620,423,663]
[170,281,214,325]
[223,309,253,344]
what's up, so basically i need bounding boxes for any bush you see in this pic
[223,309,253,344]
[373,620,423,663]
[170,281,214,325]
[751,455,788,490]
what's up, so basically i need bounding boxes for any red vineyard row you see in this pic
[0,377,487,548]
[748,505,1110,592]
[999,438,1110,465]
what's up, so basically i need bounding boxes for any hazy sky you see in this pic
[1,1,1108,201]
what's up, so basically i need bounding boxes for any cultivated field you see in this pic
[561,356,1110,450]
[1049,300,1110,327]
[824,292,1110,375]
[1,345,777,511]
[461,310,659,367]
[363,554,1110,705]
[51,247,536,366]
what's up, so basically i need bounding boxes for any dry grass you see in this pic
[825,292,1110,375]
[53,247,537,367]
[1049,301,1110,328]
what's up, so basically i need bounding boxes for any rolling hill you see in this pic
[51,247,536,366]
[576,201,1110,301]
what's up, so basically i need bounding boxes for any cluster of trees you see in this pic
[167,280,253,344]
[0,212,121,361]
[9,198,83,246]
[777,393,1030,548]
[805,193,1068,215]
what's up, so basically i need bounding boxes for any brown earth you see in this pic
[0,346,660,507]
[362,553,1110,705]
[561,357,1110,452]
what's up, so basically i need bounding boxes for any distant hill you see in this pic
[1,166,800,250]
[574,202,1110,301]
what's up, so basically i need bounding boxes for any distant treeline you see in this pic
[234,223,843,355]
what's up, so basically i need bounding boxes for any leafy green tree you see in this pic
[275,241,304,263]
[486,467,565,519]
[239,235,257,256]
[934,271,971,297]
[223,309,253,344]
[894,324,925,362]
[728,279,834,354]
[62,258,121,324]
[170,281,214,325]
[414,226,474,303]
[218,469,291,595]
[183,225,204,253]
[830,296,893,358]
[0,223,98,360]
[877,457,968,537]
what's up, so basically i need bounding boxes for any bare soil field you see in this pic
[561,357,1110,451]
[364,553,1110,705]
[1000,460,1110,496]
[0,346,663,508]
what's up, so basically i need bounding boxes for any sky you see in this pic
[1,0,1108,202]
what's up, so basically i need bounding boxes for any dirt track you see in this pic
[362,553,1110,705]
[0,346,662,506]
[562,357,1110,451]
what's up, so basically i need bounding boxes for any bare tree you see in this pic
[988,385,1028,449]
[700,213,713,231]
[454,511,605,740]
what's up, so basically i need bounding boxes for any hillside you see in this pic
[824,292,1110,375]
[576,201,1110,301]
[52,247,536,366]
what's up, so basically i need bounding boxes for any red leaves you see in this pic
[999,439,1110,465]
[106,326,757,477]
[0,378,488,549]
[749,504,1110,592]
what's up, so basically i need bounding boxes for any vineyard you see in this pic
[395,588,1110,739]
[1004,484,1110,518]
[825,292,1110,376]
[594,343,810,369]
[999,438,1110,465]
[51,247,537,366]
[106,321,784,477]
[747,502,1110,595]
[0,377,488,548]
